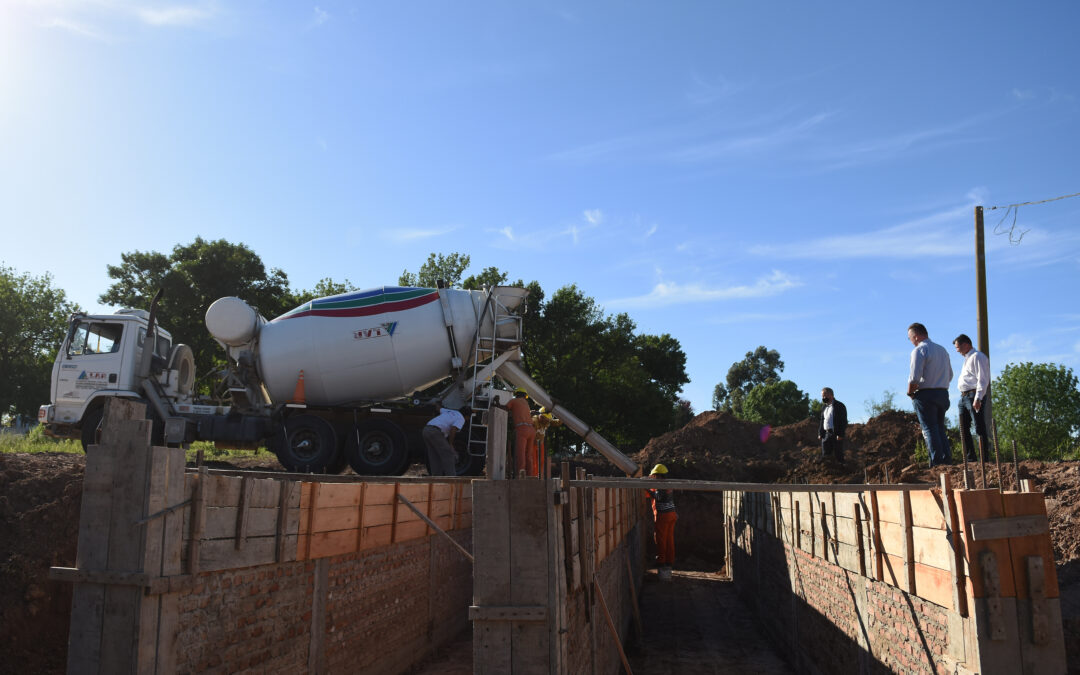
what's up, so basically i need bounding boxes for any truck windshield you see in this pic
[68,322,123,356]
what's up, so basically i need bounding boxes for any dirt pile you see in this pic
[629,409,923,485]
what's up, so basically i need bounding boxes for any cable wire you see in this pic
[985,190,1080,244]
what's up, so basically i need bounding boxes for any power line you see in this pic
[984,190,1080,245]
[987,190,1080,211]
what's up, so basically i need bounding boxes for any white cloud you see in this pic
[606,270,802,309]
[498,226,515,241]
[584,209,603,225]
[668,111,835,162]
[750,202,973,260]
[380,226,457,243]
[644,224,658,238]
[136,5,215,27]
[307,6,330,29]
[42,17,111,41]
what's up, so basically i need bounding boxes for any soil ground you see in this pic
[3,409,1078,672]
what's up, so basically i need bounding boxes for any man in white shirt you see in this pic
[817,388,848,464]
[422,406,471,476]
[953,334,990,463]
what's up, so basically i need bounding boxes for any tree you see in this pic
[865,389,899,418]
[290,277,359,306]
[672,399,695,429]
[741,380,810,426]
[993,362,1080,459]
[463,266,508,290]
[399,252,471,288]
[99,238,293,391]
[713,346,784,416]
[522,283,689,452]
[0,264,80,417]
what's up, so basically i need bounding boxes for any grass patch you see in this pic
[0,425,82,454]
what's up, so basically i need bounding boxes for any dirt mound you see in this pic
[0,453,84,674]
[631,409,923,486]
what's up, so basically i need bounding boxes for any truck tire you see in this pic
[344,419,408,476]
[451,431,486,476]
[79,402,163,450]
[271,415,339,473]
[80,407,104,451]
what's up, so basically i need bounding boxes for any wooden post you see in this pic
[854,503,866,576]
[939,473,968,616]
[625,558,644,644]
[390,482,400,543]
[795,500,801,551]
[354,482,367,552]
[870,491,883,582]
[594,575,634,675]
[1012,439,1021,492]
[900,490,916,594]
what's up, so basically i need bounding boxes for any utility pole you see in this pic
[974,206,994,478]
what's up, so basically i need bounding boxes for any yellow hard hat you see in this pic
[539,406,548,414]
[650,463,668,475]
[514,387,528,397]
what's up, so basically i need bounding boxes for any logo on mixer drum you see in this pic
[353,322,397,340]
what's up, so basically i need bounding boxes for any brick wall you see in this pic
[564,523,642,675]
[175,530,472,674]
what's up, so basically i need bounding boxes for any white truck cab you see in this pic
[38,309,195,446]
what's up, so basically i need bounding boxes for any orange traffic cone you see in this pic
[290,370,306,406]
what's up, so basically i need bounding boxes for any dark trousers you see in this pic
[912,389,952,467]
[821,431,844,462]
[958,391,988,462]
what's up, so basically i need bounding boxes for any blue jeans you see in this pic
[957,391,987,462]
[912,389,952,466]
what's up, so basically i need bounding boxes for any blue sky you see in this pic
[2,1,1079,422]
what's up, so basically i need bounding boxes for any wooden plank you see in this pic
[473,480,512,675]
[277,480,294,562]
[305,482,319,559]
[309,558,328,674]
[876,489,945,529]
[1001,493,1059,599]
[200,474,284,509]
[900,491,916,595]
[390,483,400,543]
[203,506,282,541]
[876,521,954,570]
[870,491,883,582]
[354,482,367,553]
[854,503,866,576]
[939,475,968,617]
[200,536,299,572]
[486,406,508,480]
[913,561,956,610]
[234,477,252,550]
[305,481,365,508]
[469,606,547,622]
[955,489,1015,598]
[156,445,186,675]
[968,515,1049,542]
[594,574,633,675]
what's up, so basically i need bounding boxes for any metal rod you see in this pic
[396,494,474,563]
[1012,439,1021,492]
[991,418,1004,492]
[568,477,931,493]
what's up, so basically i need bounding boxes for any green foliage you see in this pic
[913,437,929,464]
[463,266,509,290]
[0,264,80,417]
[521,282,689,452]
[713,346,783,416]
[99,238,294,393]
[290,277,359,306]
[865,389,899,418]
[808,398,824,418]
[0,424,82,454]
[399,252,471,288]
[993,362,1080,459]
[672,399,695,429]
[740,379,810,426]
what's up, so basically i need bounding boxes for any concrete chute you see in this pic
[495,359,639,476]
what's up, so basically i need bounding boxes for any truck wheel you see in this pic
[271,415,339,473]
[451,432,486,476]
[80,407,104,451]
[344,419,408,476]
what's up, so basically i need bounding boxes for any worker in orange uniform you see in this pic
[494,388,537,477]
[645,463,677,581]
[532,406,563,479]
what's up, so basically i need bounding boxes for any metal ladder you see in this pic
[466,288,524,458]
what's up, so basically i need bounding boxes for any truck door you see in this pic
[56,320,127,409]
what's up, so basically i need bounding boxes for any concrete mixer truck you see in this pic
[38,285,531,476]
